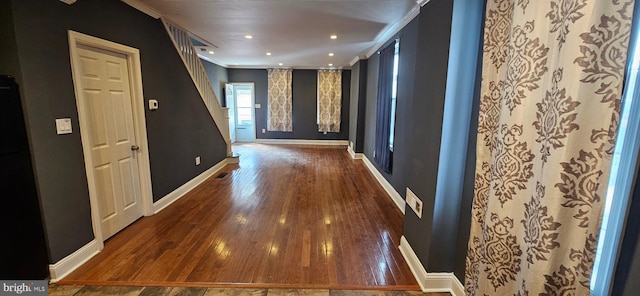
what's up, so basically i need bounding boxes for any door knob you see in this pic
[131,145,140,151]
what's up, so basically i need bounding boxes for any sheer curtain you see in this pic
[317,70,342,133]
[267,69,293,132]
[465,0,634,295]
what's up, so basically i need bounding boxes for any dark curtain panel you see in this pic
[374,41,396,173]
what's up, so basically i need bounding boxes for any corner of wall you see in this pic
[399,236,466,296]
[49,240,100,282]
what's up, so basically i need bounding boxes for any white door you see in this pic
[75,45,143,239]
[226,84,236,143]
[233,84,256,142]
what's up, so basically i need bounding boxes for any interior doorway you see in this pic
[228,83,256,143]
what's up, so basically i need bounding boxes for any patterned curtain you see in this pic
[267,69,293,132]
[465,0,634,295]
[317,70,342,132]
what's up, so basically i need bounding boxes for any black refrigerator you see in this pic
[0,75,49,280]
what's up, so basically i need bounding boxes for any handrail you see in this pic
[161,18,232,156]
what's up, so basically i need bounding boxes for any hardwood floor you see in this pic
[60,144,419,291]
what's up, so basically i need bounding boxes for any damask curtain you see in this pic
[317,70,342,132]
[466,0,634,295]
[267,69,293,132]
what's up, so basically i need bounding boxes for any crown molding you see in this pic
[59,0,77,4]
[349,56,365,67]
[121,0,161,19]
[417,0,431,7]
[364,3,420,59]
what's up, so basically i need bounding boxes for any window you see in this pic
[389,40,400,151]
[317,70,343,132]
[374,39,399,173]
[267,69,293,132]
[236,89,253,125]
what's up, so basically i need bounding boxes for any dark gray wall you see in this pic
[612,163,640,295]
[349,60,367,153]
[0,0,22,83]
[8,0,226,262]
[402,0,454,269]
[427,0,485,274]
[359,0,456,274]
[202,59,229,106]
[228,69,351,140]
[364,54,380,160]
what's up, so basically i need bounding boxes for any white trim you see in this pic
[121,0,161,19]
[255,139,349,146]
[399,235,428,290]
[416,0,432,7]
[49,240,100,282]
[68,31,154,250]
[361,155,405,214]
[364,4,421,59]
[349,56,363,67]
[59,0,77,4]
[153,158,229,214]
[347,146,363,159]
[399,236,466,296]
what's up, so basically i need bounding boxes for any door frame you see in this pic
[230,82,256,142]
[68,31,153,250]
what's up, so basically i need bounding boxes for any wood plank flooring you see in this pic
[60,144,419,290]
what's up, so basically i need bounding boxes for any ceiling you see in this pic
[129,0,421,69]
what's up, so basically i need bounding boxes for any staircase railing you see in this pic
[161,19,232,156]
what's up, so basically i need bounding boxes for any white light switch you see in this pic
[255,103,261,108]
[55,118,72,135]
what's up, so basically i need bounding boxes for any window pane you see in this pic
[237,107,252,125]
[389,40,400,152]
[237,91,252,108]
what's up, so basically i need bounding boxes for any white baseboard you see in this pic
[153,158,229,214]
[399,236,466,296]
[49,240,100,282]
[347,146,364,159]
[255,139,349,146]
[361,155,405,214]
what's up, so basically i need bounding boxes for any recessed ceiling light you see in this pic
[245,35,253,39]
[328,53,334,57]
[266,52,272,56]
[209,51,214,54]
[328,63,333,67]
[278,63,283,66]
[330,35,338,40]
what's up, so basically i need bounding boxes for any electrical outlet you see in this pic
[414,196,423,218]
[262,128,266,133]
[195,156,201,166]
[406,188,423,218]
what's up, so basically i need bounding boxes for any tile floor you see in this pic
[48,285,451,296]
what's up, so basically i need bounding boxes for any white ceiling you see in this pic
[129,0,421,69]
